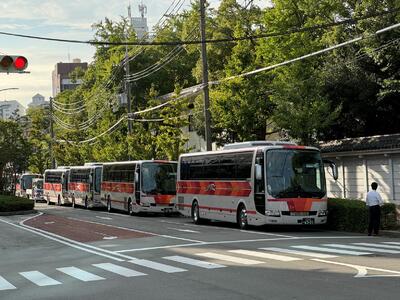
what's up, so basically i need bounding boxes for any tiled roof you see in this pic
[319,134,400,153]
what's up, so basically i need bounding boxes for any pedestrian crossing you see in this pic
[1,241,400,291]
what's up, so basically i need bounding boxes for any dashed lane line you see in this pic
[20,271,62,287]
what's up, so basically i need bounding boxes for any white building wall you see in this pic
[324,153,400,203]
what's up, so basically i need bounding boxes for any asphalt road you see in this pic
[0,203,399,300]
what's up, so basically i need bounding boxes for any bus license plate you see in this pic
[302,218,315,225]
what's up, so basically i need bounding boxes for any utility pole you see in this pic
[49,97,56,168]
[126,4,132,135]
[200,0,212,151]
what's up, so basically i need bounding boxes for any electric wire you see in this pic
[57,21,400,144]
[1,9,398,46]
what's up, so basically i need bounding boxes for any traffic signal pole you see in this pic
[49,97,56,169]
[200,0,212,151]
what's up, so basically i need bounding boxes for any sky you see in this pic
[0,0,265,107]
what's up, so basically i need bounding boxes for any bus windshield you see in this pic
[22,175,36,190]
[34,180,43,190]
[266,150,326,198]
[142,163,177,195]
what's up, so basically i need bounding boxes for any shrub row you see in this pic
[0,195,34,212]
[327,198,398,232]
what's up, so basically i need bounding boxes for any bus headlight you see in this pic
[266,209,281,217]
[318,210,328,217]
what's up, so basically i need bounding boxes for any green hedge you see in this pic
[327,198,398,232]
[0,195,34,212]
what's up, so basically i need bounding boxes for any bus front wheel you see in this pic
[237,204,248,230]
[192,201,201,224]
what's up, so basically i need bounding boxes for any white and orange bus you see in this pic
[44,168,70,205]
[176,142,338,229]
[69,164,103,209]
[101,160,177,214]
[16,173,42,199]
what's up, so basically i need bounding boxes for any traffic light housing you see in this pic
[0,55,28,73]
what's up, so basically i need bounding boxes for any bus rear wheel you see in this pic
[237,204,248,230]
[192,201,201,224]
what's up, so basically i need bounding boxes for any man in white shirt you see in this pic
[366,182,384,236]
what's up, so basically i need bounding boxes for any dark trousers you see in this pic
[368,205,381,235]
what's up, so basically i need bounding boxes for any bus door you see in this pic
[93,167,102,201]
[135,165,141,205]
[254,150,266,215]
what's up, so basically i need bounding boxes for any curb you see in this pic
[0,209,37,216]
[379,230,400,238]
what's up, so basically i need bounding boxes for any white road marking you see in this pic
[260,247,337,259]
[0,276,16,291]
[229,249,301,262]
[163,255,226,269]
[196,252,264,265]
[323,244,400,254]
[66,216,204,243]
[103,236,118,240]
[384,242,400,245]
[239,230,295,238]
[20,271,62,287]
[96,216,113,220]
[312,259,400,278]
[0,217,126,262]
[44,221,55,224]
[129,259,187,273]
[93,263,147,277]
[353,243,400,250]
[57,267,105,282]
[292,245,371,256]
[167,227,200,233]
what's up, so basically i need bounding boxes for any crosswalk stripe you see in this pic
[384,242,400,245]
[0,276,16,291]
[163,255,226,269]
[20,271,62,287]
[196,252,264,265]
[129,259,187,273]
[93,263,147,277]
[260,247,337,259]
[292,245,371,256]
[353,243,400,250]
[323,244,400,254]
[229,249,301,262]
[57,267,105,282]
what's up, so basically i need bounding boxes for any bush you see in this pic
[327,198,398,233]
[0,195,34,212]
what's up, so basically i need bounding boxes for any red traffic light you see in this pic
[14,56,28,70]
[0,55,28,73]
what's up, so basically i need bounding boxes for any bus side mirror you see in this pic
[255,164,262,180]
[323,159,338,181]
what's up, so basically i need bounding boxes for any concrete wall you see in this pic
[324,153,400,204]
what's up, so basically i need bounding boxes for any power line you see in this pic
[55,21,400,144]
[1,9,398,46]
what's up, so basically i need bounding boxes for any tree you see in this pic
[0,120,31,192]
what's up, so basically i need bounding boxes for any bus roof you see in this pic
[102,160,177,166]
[44,168,69,173]
[222,140,297,150]
[179,145,320,158]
